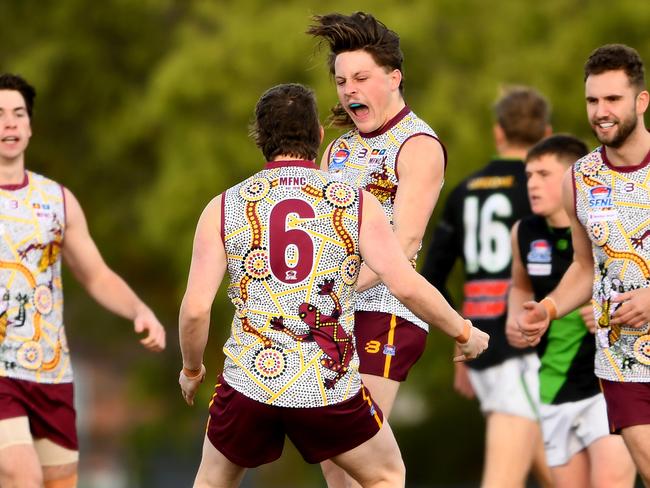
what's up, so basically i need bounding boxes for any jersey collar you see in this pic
[264,160,318,170]
[358,105,410,139]
[0,171,29,190]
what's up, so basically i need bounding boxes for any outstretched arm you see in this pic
[518,170,594,345]
[356,135,445,291]
[62,188,165,352]
[359,191,488,361]
[178,195,228,405]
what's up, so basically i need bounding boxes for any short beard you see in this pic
[592,112,637,149]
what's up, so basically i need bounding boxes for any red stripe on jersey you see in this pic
[464,279,510,298]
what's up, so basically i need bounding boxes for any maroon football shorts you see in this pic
[205,375,383,467]
[600,378,650,434]
[0,377,78,450]
[354,311,427,381]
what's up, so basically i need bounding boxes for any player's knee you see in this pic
[378,456,406,487]
[357,456,405,487]
[0,464,43,488]
[591,459,636,488]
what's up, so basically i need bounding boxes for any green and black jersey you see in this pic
[422,159,533,370]
[517,215,599,404]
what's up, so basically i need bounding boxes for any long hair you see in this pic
[307,12,403,128]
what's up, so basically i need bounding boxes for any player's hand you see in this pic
[179,364,206,406]
[453,323,489,362]
[506,317,529,348]
[453,361,475,399]
[580,302,596,333]
[134,305,166,352]
[611,288,650,328]
[517,301,550,346]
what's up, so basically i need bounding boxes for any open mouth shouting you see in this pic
[348,102,370,119]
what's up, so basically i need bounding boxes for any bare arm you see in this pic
[506,221,533,348]
[359,191,488,360]
[178,196,228,404]
[518,170,594,344]
[356,135,445,291]
[62,188,165,352]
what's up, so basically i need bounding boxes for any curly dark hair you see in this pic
[584,44,645,90]
[250,84,320,162]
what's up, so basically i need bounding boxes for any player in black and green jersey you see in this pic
[507,134,635,487]
[423,87,553,488]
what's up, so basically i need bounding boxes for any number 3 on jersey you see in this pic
[463,194,512,273]
[269,199,315,284]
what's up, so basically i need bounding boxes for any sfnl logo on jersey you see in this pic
[527,239,552,276]
[329,143,350,173]
[587,185,617,222]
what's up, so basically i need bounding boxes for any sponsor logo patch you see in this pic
[329,145,350,172]
[588,186,613,208]
[527,239,552,263]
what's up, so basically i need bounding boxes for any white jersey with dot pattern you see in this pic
[574,148,650,382]
[221,161,364,407]
[327,108,440,331]
[0,171,70,384]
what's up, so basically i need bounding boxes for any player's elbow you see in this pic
[384,278,415,305]
[399,232,424,258]
[179,297,211,326]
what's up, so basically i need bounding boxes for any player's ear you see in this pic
[319,125,324,144]
[389,69,402,92]
[493,124,505,147]
[636,90,649,115]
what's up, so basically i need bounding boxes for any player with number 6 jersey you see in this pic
[178,83,489,488]
[220,162,365,406]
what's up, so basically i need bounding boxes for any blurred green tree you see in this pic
[1,0,648,485]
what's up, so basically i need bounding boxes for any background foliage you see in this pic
[2,0,649,485]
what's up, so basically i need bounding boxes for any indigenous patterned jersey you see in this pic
[574,147,650,383]
[0,171,70,384]
[517,215,599,404]
[326,106,441,331]
[422,159,533,370]
[221,160,363,407]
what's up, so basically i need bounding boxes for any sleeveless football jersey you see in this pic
[574,147,650,382]
[221,160,363,407]
[326,106,441,331]
[517,215,599,404]
[0,171,70,384]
